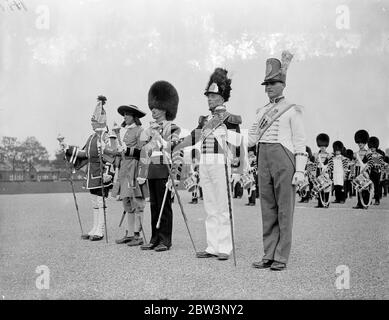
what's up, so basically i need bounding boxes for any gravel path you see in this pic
[0,192,387,300]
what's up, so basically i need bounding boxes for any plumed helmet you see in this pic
[354,129,369,144]
[148,80,179,121]
[316,133,330,147]
[204,68,232,102]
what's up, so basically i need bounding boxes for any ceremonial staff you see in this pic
[150,126,197,253]
[57,134,84,237]
[96,96,109,243]
[220,125,237,267]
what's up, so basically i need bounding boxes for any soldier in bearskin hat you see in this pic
[59,96,115,241]
[138,81,183,252]
[313,133,332,208]
[114,104,148,246]
[367,136,386,205]
[353,129,371,209]
[174,67,245,261]
[248,51,307,271]
[344,148,355,200]
[327,141,349,204]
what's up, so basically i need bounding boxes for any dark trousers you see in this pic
[382,180,388,196]
[334,185,345,202]
[258,143,295,265]
[148,179,173,247]
[233,181,243,198]
[317,191,330,207]
[370,171,381,201]
[356,190,370,207]
[248,188,256,204]
[344,180,353,199]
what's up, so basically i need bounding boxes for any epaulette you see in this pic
[226,113,242,125]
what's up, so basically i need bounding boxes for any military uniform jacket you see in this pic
[65,132,114,190]
[314,150,332,176]
[141,121,183,180]
[190,110,244,171]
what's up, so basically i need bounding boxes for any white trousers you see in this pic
[90,194,106,237]
[199,155,233,255]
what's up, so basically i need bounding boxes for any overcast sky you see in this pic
[1,0,388,158]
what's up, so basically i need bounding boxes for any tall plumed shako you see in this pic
[91,95,107,124]
[316,133,330,147]
[148,80,179,121]
[354,129,369,144]
[204,68,232,102]
[368,136,379,149]
[261,50,293,85]
[333,140,344,152]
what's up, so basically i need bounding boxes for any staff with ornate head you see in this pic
[57,133,84,237]
[59,95,115,242]
[173,68,245,263]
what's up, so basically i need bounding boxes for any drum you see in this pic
[241,172,254,190]
[352,173,372,192]
[183,174,197,192]
[311,174,332,196]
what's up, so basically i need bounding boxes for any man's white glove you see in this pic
[292,171,305,186]
[137,177,146,185]
[103,173,112,183]
[117,145,127,153]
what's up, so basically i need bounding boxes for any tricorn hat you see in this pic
[204,68,232,102]
[91,95,107,125]
[354,129,369,144]
[316,133,330,147]
[117,104,146,118]
[148,80,179,121]
[261,50,293,85]
[333,140,344,152]
[368,136,379,149]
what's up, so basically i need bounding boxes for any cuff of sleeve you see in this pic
[295,153,308,172]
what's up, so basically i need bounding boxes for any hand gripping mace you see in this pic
[220,126,237,267]
[57,134,84,237]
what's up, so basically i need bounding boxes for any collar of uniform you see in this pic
[269,96,285,104]
[124,123,137,129]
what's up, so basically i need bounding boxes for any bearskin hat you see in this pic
[368,136,379,149]
[384,156,389,164]
[346,149,354,161]
[354,129,369,144]
[204,68,232,102]
[333,140,344,152]
[316,133,330,147]
[148,80,179,121]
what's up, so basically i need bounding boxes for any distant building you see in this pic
[0,161,86,182]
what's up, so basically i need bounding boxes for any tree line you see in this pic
[0,136,66,171]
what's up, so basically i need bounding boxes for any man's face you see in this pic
[151,108,166,121]
[319,146,327,152]
[265,81,285,100]
[335,150,341,156]
[358,143,366,150]
[207,93,224,111]
[370,147,376,152]
[123,113,134,125]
